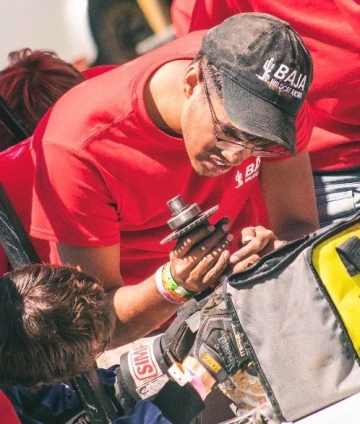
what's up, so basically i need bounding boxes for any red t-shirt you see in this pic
[187,0,360,171]
[0,391,20,424]
[0,66,116,276]
[0,139,51,275]
[31,32,312,287]
[170,0,197,37]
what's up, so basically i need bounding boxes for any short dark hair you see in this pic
[0,48,85,151]
[193,50,223,98]
[0,264,115,388]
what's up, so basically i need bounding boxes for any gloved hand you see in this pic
[114,335,169,414]
[114,288,269,418]
[189,288,269,413]
[190,289,250,384]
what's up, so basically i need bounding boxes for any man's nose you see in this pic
[221,146,251,165]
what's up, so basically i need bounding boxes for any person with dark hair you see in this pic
[0,48,86,275]
[0,263,114,423]
[0,264,115,388]
[30,13,319,348]
[174,0,360,228]
[0,263,214,424]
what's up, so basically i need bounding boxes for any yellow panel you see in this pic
[201,353,222,374]
[312,224,360,356]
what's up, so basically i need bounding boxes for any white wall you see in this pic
[0,0,97,68]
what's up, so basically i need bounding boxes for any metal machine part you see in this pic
[160,195,219,244]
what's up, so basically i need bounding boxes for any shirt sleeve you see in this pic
[7,384,85,424]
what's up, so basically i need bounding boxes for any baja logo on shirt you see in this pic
[235,158,261,188]
[256,57,307,99]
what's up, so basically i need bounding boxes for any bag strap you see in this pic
[336,235,360,277]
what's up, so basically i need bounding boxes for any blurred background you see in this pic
[0,0,174,70]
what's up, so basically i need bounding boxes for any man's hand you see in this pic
[190,290,250,383]
[189,289,269,413]
[169,217,233,293]
[229,225,286,273]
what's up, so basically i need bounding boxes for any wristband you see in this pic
[155,265,186,305]
[162,280,190,304]
[162,262,196,298]
[168,362,192,387]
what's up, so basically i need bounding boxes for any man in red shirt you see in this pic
[179,0,360,227]
[31,13,319,346]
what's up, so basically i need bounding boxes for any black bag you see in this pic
[224,212,360,422]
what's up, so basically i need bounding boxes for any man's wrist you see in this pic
[155,263,196,305]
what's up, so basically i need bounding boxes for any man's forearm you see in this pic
[107,277,179,347]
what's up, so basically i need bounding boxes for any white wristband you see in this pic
[155,264,184,305]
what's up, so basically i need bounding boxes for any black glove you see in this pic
[191,289,269,414]
[114,288,268,420]
[191,289,251,384]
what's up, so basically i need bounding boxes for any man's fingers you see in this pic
[202,249,231,286]
[171,224,216,258]
[232,254,260,273]
[231,225,277,264]
[174,234,232,291]
[171,217,230,258]
[230,237,287,273]
[193,236,232,286]
[241,226,257,245]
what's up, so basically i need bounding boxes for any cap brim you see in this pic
[222,74,296,155]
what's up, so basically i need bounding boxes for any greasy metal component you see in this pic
[160,195,219,244]
[167,195,202,230]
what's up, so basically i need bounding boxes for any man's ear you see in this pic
[183,63,202,99]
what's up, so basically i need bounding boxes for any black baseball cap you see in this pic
[201,13,313,154]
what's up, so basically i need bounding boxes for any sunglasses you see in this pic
[202,72,286,158]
